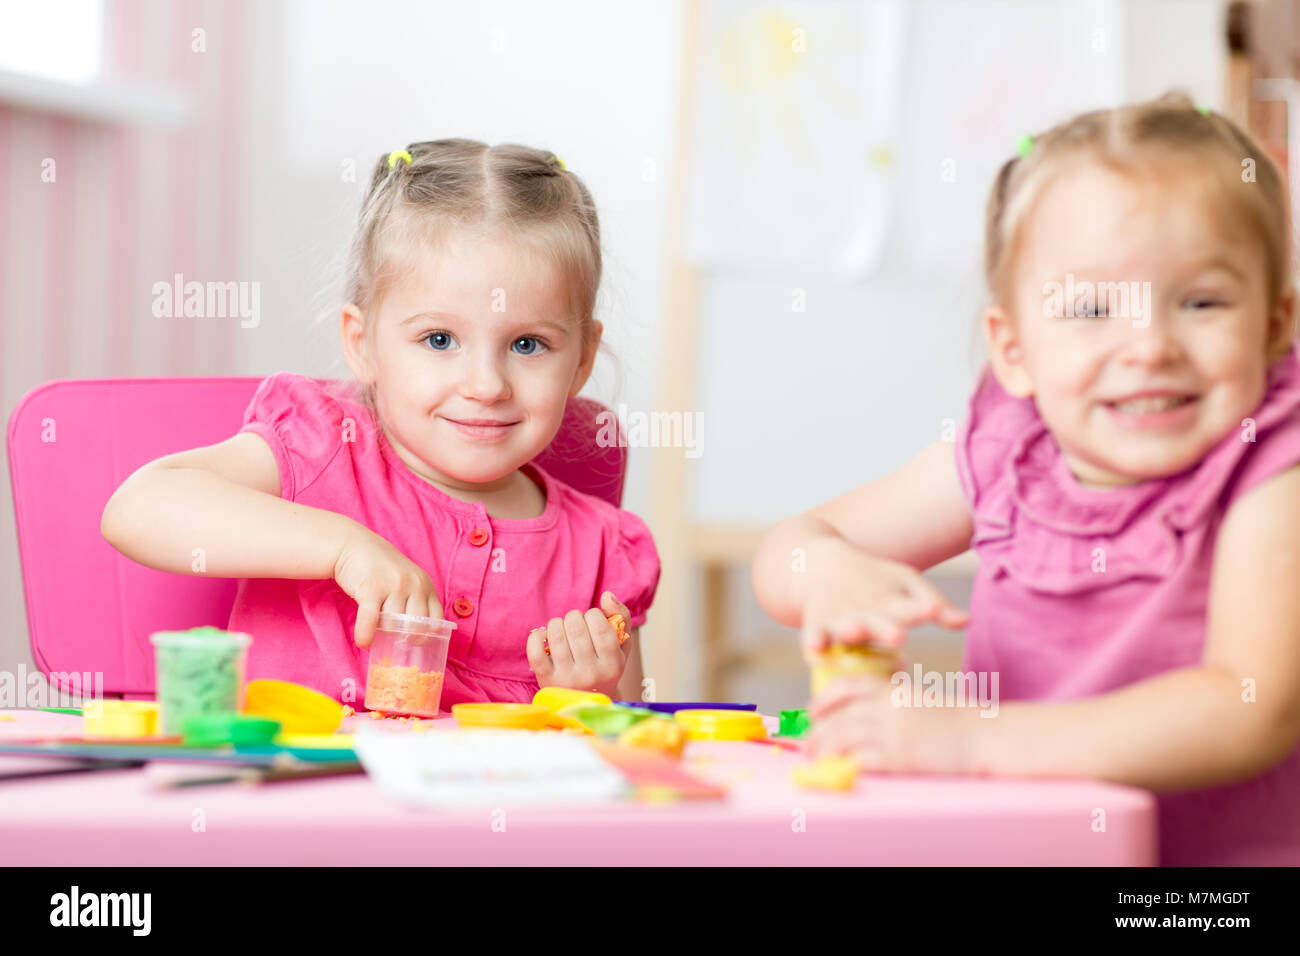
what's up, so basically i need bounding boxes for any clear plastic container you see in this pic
[363,613,457,717]
[149,627,252,735]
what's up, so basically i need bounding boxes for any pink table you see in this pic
[0,709,1156,865]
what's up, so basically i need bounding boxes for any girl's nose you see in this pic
[1118,320,1186,368]
[460,356,510,402]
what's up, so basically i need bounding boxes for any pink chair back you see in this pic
[7,377,625,697]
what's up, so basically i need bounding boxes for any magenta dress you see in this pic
[956,343,1300,865]
[227,372,661,709]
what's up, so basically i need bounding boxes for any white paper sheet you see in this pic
[684,0,906,279]
[354,726,630,807]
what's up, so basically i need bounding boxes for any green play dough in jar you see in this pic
[150,627,252,735]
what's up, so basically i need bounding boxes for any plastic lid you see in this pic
[674,709,767,741]
[82,700,160,739]
[375,612,458,636]
[182,712,281,747]
[451,702,550,729]
[620,701,757,714]
[150,626,252,649]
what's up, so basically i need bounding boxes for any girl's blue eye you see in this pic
[423,331,458,351]
[512,336,547,355]
[1184,297,1225,310]
[1071,304,1108,319]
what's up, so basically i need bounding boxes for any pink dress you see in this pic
[955,342,1300,865]
[227,372,661,709]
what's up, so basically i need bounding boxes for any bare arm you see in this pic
[751,439,975,629]
[100,432,359,580]
[949,465,1300,791]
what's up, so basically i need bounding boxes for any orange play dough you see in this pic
[364,658,444,716]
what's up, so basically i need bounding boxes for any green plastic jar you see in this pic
[149,627,252,735]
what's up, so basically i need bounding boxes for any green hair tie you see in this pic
[1196,104,1211,116]
[387,149,413,169]
[1015,133,1034,158]
[552,154,566,171]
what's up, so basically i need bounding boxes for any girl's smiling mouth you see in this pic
[1101,390,1200,429]
[439,415,521,440]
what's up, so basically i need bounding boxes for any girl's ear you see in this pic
[341,304,376,385]
[1267,288,1297,361]
[983,304,1035,398]
[568,319,603,397]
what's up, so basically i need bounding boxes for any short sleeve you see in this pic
[239,372,347,501]
[954,364,1042,514]
[1223,347,1300,503]
[598,510,661,630]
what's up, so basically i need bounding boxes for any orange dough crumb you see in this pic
[341,704,355,718]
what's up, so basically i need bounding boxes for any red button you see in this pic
[452,598,474,617]
[468,528,489,546]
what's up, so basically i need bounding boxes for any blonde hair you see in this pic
[984,92,1293,328]
[343,138,603,415]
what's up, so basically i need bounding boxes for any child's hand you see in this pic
[806,672,970,773]
[526,591,630,697]
[800,539,968,655]
[333,525,444,648]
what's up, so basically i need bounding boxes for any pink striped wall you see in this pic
[2,0,252,679]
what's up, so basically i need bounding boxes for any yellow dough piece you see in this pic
[618,716,689,757]
[792,755,861,791]
[809,644,899,696]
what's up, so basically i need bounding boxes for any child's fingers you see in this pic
[525,627,552,678]
[545,617,573,668]
[936,603,970,629]
[809,673,891,719]
[807,712,885,768]
[599,590,630,621]
[827,612,904,648]
[898,574,968,628]
[584,607,622,660]
[800,616,831,656]
[354,600,380,648]
[562,609,598,668]
[801,611,896,655]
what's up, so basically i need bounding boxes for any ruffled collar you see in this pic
[1011,344,1300,535]
[967,342,1300,593]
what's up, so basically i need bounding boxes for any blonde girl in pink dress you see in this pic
[753,94,1300,865]
[103,140,660,708]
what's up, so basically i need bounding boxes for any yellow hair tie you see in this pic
[552,154,566,171]
[387,149,413,169]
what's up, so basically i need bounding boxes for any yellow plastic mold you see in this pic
[451,702,551,730]
[242,679,344,735]
[673,708,767,741]
[82,700,160,738]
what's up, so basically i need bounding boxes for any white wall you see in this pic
[237,0,687,518]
